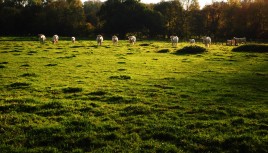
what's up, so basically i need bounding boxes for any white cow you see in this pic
[189,39,195,45]
[112,35,118,45]
[170,36,179,47]
[71,37,75,43]
[233,37,246,46]
[202,36,211,47]
[52,35,59,44]
[38,34,46,44]
[96,35,103,46]
[128,36,136,45]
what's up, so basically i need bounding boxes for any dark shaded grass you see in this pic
[45,63,57,66]
[20,73,38,77]
[62,87,83,93]
[8,82,31,89]
[109,75,131,80]
[232,44,268,53]
[139,43,150,46]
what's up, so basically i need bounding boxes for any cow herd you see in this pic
[38,34,245,47]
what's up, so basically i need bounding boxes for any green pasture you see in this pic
[0,38,267,152]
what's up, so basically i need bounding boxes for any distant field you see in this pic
[0,38,267,152]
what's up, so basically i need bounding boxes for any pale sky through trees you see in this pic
[84,0,226,9]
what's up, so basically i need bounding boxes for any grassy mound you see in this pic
[174,46,206,55]
[232,44,268,53]
[157,49,170,53]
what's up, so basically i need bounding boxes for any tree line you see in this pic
[0,0,267,40]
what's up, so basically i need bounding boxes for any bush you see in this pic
[232,44,268,53]
[174,46,206,55]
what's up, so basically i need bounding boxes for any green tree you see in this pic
[154,0,184,37]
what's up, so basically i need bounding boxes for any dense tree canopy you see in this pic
[0,0,267,40]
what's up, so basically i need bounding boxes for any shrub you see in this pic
[174,46,207,55]
[232,44,268,53]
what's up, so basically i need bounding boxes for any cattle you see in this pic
[170,36,179,47]
[128,36,136,45]
[71,37,75,43]
[233,37,246,46]
[202,36,211,47]
[52,35,59,44]
[38,34,46,44]
[189,39,195,45]
[226,39,235,46]
[112,35,118,45]
[96,35,103,46]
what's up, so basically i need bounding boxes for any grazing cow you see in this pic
[233,37,246,46]
[189,39,195,45]
[128,36,136,45]
[226,40,232,46]
[202,36,211,47]
[226,40,234,46]
[112,35,118,45]
[38,34,46,44]
[52,35,59,44]
[71,37,75,43]
[96,35,103,46]
[170,36,179,47]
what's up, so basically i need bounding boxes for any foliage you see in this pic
[0,0,267,39]
[232,44,268,53]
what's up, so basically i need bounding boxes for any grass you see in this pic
[0,39,267,152]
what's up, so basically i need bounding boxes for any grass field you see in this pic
[0,38,267,152]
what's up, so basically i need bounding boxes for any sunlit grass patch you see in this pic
[0,40,267,153]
